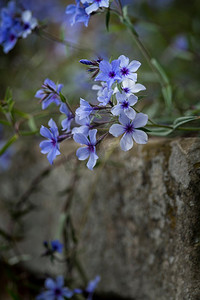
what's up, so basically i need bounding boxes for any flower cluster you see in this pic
[37,55,148,170]
[36,275,100,300]
[0,1,37,53]
[66,0,109,27]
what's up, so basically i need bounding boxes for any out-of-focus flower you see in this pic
[51,240,63,253]
[35,79,63,110]
[39,119,60,164]
[66,0,90,27]
[0,141,14,171]
[86,275,101,300]
[0,1,37,53]
[36,276,73,300]
[60,103,74,133]
[75,98,95,120]
[109,112,148,151]
[81,0,109,15]
[73,129,98,170]
[172,34,188,51]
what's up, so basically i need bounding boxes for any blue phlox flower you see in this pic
[172,34,188,51]
[66,0,90,27]
[39,119,61,164]
[51,240,63,253]
[75,98,94,120]
[72,115,91,135]
[111,92,138,119]
[21,10,38,38]
[60,103,74,133]
[92,82,113,106]
[36,276,73,300]
[0,1,38,53]
[118,55,141,82]
[95,59,122,88]
[35,79,63,110]
[73,129,98,170]
[121,78,146,96]
[81,0,109,15]
[86,275,101,300]
[109,112,148,151]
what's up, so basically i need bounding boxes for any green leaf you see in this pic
[106,8,110,31]
[122,16,139,37]
[28,117,37,132]
[151,58,172,108]
[0,135,18,156]
[59,92,66,103]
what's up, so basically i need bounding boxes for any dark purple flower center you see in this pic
[9,34,16,41]
[95,0,101,2]
[122,101,129,109]
[125,123,134,133]
[108,71,116,78]
[88,144,95,152]
[24,23,30,30]
[121,67,129,76]
[54,288,62,296]
[123,87,130,93]
[51,138,56,146]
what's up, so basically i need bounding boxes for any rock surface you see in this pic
[0,137,200,299]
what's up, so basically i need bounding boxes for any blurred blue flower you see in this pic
[75,98,95,120]
[39,119,61,164]
[51,240,63,253]
[172,34,188,51]
[66,0,90,27]
[86,275,101,300]
[60,103,74,133]
[0,1,37,53]
[73,129,98,170]
[35,79,63,110]
[36,276,73,300]
[81,0,109,15]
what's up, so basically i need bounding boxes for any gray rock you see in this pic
[0,138,200,299]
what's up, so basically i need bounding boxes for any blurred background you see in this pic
[0,0,200,299]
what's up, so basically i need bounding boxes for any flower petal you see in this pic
[73,133,89,145]
[128,94,138,106]
[40,126,52,139]
[120,133,133,151]
[89,129,97,145]
[132,113,148,128]
[124,107,136,120]
[132,129,148,144]
[118,55,129,67]
[109,124,124,137]
[76,147,90,160]
[87,151,98,170]
[128,60,141,72]
[45,278,55,289]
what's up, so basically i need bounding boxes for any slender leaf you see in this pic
[0,134,18,156]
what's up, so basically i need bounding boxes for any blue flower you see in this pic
[39,119,61,164]
[0,141,14,171]
[111,92,138,119]
[0,1,37,53]
[72,115,91,135]
[95,59,122,88]
[75,98,95,120]
[118,55,141,82]
[66,0,90,27]
[60,103,74,133]
[92,82,113,106]
[51,240,63,253]
[36,276,73,300]
[81,0,109,15]
[73,129,98,170]
[109,113,148,151]
[35,79,63,110]
[120,79,146,96]
[86,275,100,300]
